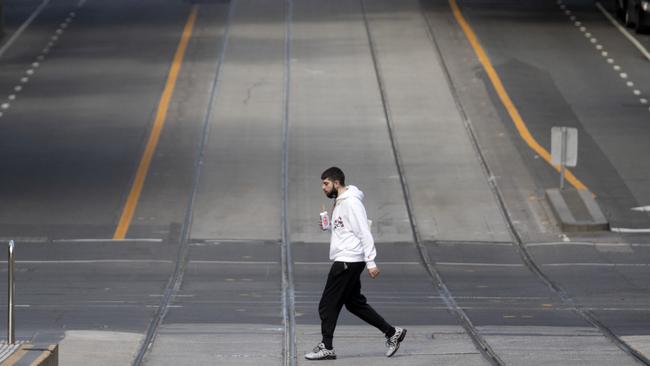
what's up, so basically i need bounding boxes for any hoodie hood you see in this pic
[336,185,364,202]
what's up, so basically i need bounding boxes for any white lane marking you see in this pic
[607,58,614,63]
[528,242,650,248]
[51,238,163,243]
[1,103,9,109]
[191,260,279,265]
[627,81,635,87]
[596,2,650,62]
[26,69,34,75]
[14,86,22,92]
[1,259,173,264]
[601,51,608,56]
[542,263,650,267]
[0,0,51,59]
[436,262,524,267]
[614,64,621,70]
[20,77,29,83]
[77,0,87,7]
[641,98,648,104]
[634,89,641,95]
[632,205,650,212]
[611,227,650,233]
[8,95,15,101]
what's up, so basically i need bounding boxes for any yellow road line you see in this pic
[113,6,199,239]
[448,0,588,191]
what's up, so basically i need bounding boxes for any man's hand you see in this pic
[368,267,380,279]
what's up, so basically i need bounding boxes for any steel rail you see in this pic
[417,3,650,365]
[358,1,504,364]
[131,3,236,364]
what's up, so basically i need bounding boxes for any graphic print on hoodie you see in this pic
[330,185,377,269]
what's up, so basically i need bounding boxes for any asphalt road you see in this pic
[0,0,648,365]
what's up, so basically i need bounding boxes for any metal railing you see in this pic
[7,240,14,344]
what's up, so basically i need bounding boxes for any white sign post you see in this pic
[551,127,578,190]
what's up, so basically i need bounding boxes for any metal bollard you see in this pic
[8,240,14,344]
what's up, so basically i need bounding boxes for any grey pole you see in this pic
[8,240,15,344]
[560,127,569,190]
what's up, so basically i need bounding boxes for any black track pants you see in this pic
[319,261,393,349]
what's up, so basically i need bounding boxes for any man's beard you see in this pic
[326,187,338,199]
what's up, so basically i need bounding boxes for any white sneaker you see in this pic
[305,343,336,360]
[385,327,407,357]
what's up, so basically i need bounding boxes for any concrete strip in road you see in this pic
[296,325,489,365]
[58,331,142,366]
[362,0,510,242]
[190,0,286,240]
[142,324,282,366]
[478,326,641,366]
[288,0,411,244]
[621,335,650,361]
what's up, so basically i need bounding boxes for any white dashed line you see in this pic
[559,3,647,112]
[595,2,650,62]
[0,0,85,121]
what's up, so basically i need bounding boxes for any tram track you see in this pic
[130,2,236,364]
[417,2,650,365]
[359,0,504,364]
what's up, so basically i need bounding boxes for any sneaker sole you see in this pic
[386,329,407,358]
[305,355,337,361]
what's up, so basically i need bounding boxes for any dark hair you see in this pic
[321,167,345,186]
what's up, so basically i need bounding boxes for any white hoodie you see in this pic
[329,185,377,269]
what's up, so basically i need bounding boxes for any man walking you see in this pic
[305,167,406,360]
